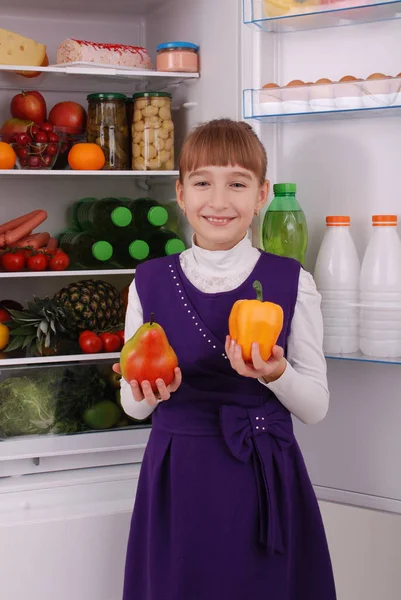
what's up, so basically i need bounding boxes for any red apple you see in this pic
[11,91,47,123]
[0,118,34,142]
[49,101,86,134]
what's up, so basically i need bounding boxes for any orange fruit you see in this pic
[0,142,17,170]
[68,143,105,170]
[0,323,10,350]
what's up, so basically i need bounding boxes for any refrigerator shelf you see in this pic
[243,82,401,122]
[0,352,120,368]
[326,352,401,365]
[243,0,401,32]
[0,64,199,94]
[0,268,135,278]
[0,169,179,178]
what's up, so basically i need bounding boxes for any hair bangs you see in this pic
[179,119,267,185]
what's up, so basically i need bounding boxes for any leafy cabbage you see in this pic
[0,369,64,437]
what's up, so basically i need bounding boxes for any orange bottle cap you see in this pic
[372,215,397,226]
[326,216,350,226]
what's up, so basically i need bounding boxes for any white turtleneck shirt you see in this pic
[120,235,329,425]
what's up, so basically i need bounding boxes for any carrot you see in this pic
[3,210,48,247]
[15,232,51,249]
[0,210,47,235]
[46,237,58,250]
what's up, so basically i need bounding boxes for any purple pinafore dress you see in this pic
[123,251,336,600]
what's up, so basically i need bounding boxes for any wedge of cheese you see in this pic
[0,28,46,67]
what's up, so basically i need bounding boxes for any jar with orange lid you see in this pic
[156,42,199,73]
[132,92,174,171]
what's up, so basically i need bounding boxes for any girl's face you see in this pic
[176,165,269,251]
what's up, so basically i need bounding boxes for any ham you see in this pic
[56,39,153,70]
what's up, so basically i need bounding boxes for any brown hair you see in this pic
[178,119,267,185]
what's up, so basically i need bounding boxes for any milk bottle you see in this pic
[314,216,360,354]
[360,215,401,358]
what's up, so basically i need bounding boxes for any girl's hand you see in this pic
[112,364,182,407]
[225,336,287,383]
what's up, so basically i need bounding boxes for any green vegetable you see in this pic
[0,369,63,437]
[0,365,117,438]
[83,400,122,430]
[54,366,111,432]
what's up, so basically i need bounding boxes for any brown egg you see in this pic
[339,75,361,83]
[309,78,334,104]
[263,82,280,89]
[286,79,305,87]
[335,75,362,104]
[367,72,390,81]
[314,78,333,85]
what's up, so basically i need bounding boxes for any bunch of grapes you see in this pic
[12,123,59,169]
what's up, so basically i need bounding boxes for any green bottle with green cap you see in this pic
[262,183,308,265]
[114,239,150,268]
[120,197,169,235]
[147,229,186,259]
[58,231,114,269]
[75,197,133,241]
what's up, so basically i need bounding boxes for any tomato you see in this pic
[79,330,97,343]
[116,330,125,344]
[99,333,121,353]
[0,308,10,322]
[49,251,70,271]
[27,253,48,271]
[1,251,25,272]
[79,334,103,354]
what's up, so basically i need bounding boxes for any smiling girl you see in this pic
[115,119,336,600]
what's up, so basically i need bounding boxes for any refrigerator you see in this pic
[1,1,401,598]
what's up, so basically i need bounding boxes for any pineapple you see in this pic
[6,280,125,356]
[6,297,70,356]
[54,280,124,334]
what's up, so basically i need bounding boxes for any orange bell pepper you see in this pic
[228,280,284,362]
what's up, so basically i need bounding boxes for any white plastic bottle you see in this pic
[314,216,360,354]
[360,214,401,358]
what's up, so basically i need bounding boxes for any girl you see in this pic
[114,119,336,600]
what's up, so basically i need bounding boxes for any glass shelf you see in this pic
[0,64,198,94]
[0,169,179,178]
[0,352,120,368]
[0,268,135,279]
[243,79,401,122]
[326,351,401,365]
[243,0,401,32]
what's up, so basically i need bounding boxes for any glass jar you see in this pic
[132,92,174,171]
[86,93,129,170]
[156,42,199,73]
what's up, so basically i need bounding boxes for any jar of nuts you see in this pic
[132,92,174,171]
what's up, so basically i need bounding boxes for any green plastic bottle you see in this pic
[120,197,169,234]
[74,197,133,241]
[114,239,150,268]
[147,229,186,259]
[59,231,114,269]
[262,183,308,265]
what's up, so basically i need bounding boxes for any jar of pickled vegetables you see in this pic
[132,92,174,171]
[87,93,129,170]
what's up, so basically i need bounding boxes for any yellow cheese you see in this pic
[0,28,46,67]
